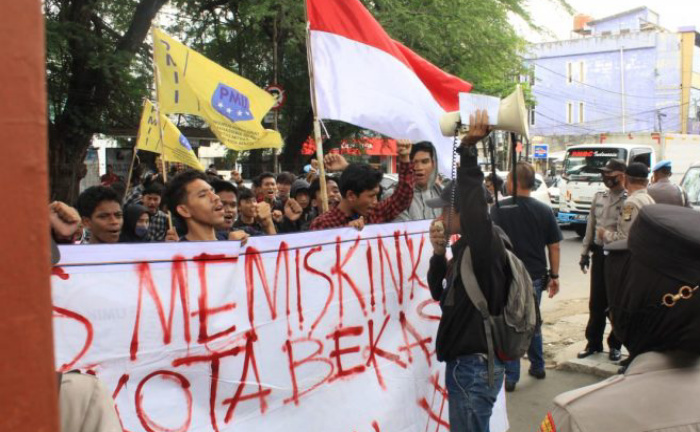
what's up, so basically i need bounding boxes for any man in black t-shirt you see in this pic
[491,161,563,392]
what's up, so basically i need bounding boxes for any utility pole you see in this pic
[657,110,667,159]
[620,47,626,133]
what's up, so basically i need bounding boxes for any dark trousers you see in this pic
[584,245,621,350]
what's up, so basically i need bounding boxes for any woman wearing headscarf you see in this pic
[119,204,150,243]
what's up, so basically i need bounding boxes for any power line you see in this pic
[532,87,659,113]
[531,101,689,133]
[525,59,669,100]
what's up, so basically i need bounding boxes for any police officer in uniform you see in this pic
[538,204,700,432]
[578,159,626,361]
[599,162,655,244]
[648,160,692,207]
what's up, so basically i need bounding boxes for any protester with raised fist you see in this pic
[234,187,276,236]
[310,140,414,230]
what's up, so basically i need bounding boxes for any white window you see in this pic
[579,102,585,123]
[567,102,574,123]
[567,62,573,84]
[579,61,585,84]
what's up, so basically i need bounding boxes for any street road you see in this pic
[541,226,589,314]
[506,227,611,431]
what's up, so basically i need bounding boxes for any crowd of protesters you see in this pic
[48,120,700,432]
[60,139,466,244]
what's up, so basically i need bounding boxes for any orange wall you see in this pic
[0,1,58,431]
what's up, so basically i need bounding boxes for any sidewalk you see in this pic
[539,297,627,378]
[505,360,602,431]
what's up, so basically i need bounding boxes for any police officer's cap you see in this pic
[652,160,672,172]
[601,158,627,174]
[625,162,650,179]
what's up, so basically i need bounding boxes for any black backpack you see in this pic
[459,246,538,387]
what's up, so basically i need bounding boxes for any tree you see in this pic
[171,0,570,173]
[46,0,571,194]
[45,0,168,203]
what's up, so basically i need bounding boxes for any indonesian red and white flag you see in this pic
[307,0,473,176]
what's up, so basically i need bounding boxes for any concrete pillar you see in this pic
[0,1,58,431]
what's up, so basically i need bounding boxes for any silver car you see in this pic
[681,161,700,210]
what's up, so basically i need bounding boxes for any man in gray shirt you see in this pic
[648,160,692,207]
[388,141,443,221]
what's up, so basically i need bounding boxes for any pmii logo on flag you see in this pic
[179,134,193,151]
[212,83,254,122]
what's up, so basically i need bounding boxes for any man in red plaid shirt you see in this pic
[310,140,414,230]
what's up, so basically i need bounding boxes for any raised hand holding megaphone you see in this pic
[439,85,529,139]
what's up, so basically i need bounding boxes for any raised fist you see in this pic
[324,153,349,172]
[284,198,303,222]
[397,139,412,162]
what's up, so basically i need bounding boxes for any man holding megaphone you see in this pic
[427,110,514,432]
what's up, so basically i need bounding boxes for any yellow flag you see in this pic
[135,100,205,171]
[153,28,283,150]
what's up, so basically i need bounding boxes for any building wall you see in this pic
[590,9,653,35]
[527,29,682,138]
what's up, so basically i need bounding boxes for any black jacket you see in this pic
[428,148,512,362]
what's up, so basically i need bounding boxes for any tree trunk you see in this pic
[48,126,91,204]
[281,108,314,173]
[47,0,167,202]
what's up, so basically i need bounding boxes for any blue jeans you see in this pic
[505,277,544,384]
[446,354,505,432]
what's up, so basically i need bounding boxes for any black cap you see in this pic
[605,204,700,356]
[625,162,650,179]
[426,181,457,209]
[426,180,491,211]
[601,158,627,173]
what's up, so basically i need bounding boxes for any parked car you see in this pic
[548,175,563,214]
[681,161,700,211]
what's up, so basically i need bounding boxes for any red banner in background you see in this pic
[301,137,398,156]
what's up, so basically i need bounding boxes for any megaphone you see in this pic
[439,85,529,138]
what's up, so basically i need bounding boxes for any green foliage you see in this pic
[45,0,154,133]
[45,0,570,161]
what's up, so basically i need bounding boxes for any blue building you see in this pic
[526,7,700,145]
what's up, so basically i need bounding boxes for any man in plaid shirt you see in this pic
[140,182,169,242]
[310,140,414,230]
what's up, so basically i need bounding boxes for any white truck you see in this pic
[557,144,656,236]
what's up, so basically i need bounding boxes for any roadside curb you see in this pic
[553,340,627,378]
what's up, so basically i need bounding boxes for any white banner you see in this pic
[52,221,507,432]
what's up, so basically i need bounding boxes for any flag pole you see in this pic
[124,98,149,202]
[151,26,173,229]
[124,148,138,202]
[304,1,329,213]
